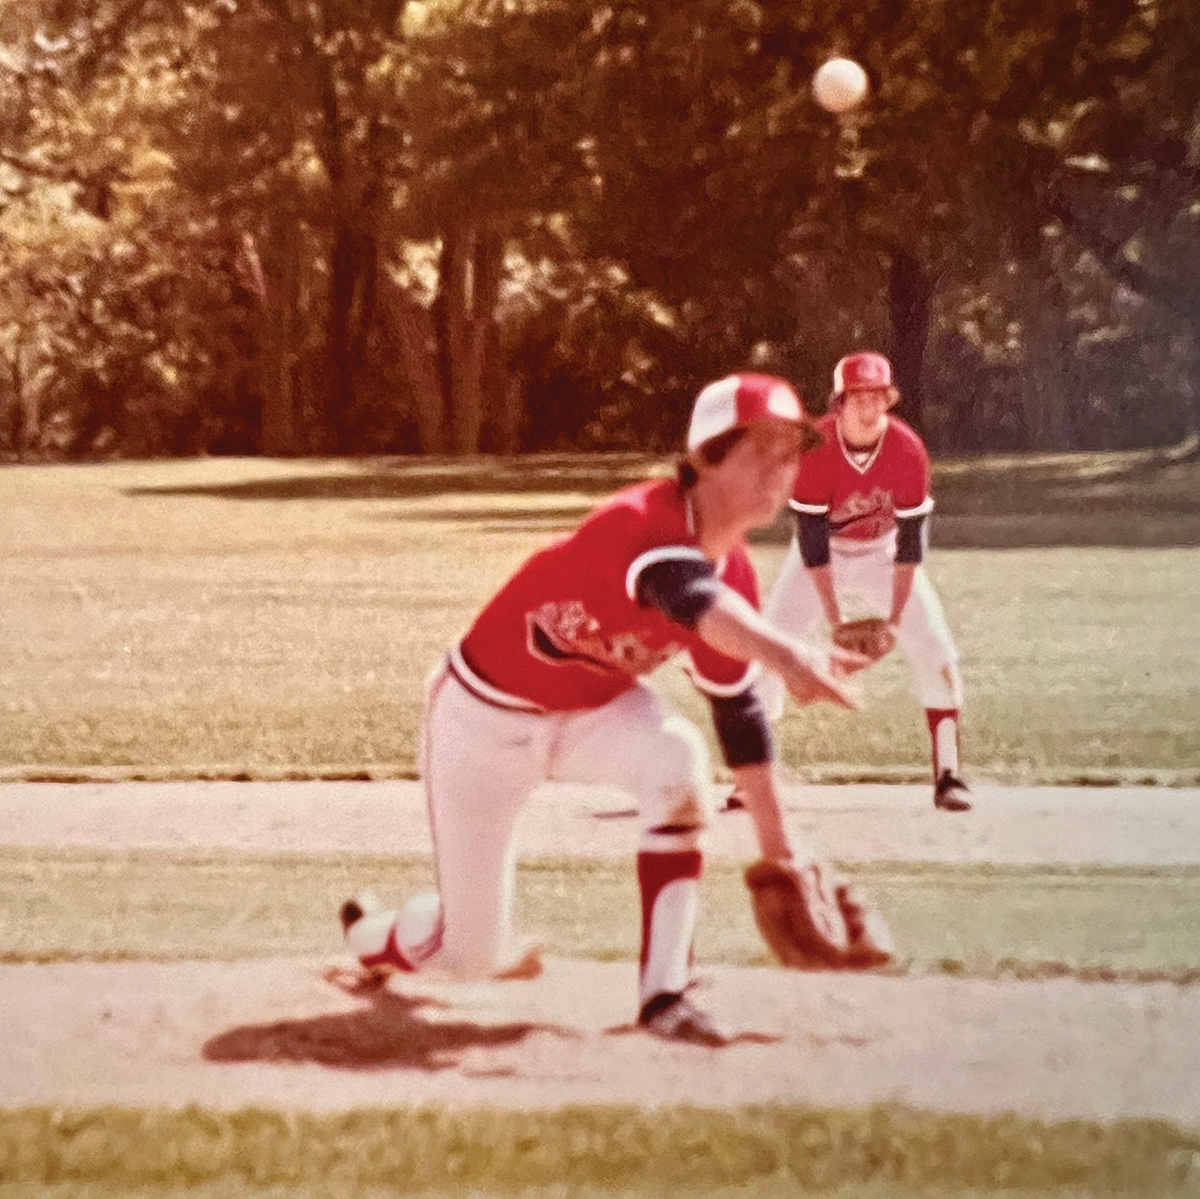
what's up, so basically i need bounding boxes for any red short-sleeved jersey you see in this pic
[790,414,932,540]
[453,478,758,713]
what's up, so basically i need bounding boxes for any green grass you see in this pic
[0,1105,1196,1198]
[1,453,1197,782]
[2,452,1199,1197]
[2,849,1197,981]
[0,840,1192,1199]
[6,1187,1196,1199]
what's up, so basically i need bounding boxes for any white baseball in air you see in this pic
[811,57,869,114]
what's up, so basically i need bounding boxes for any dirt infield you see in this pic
[2,957,1197,1127]
[3,779,1199,863]
[1,781,1197,1126]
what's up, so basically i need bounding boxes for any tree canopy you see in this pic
[0,0,1195,458]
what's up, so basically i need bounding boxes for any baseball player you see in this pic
[756,351,972,812]
[341,374,867,1046]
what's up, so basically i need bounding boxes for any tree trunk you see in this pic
[380,274,446,453]
[1023,258,1073,450]
[9,330,42,458]
[259,221,298,456]
[440,218,505,455]
[887,247,932,437]
[442,223,482,455]
[494,372,525,454]
[326,224,360,453]
[3,350,20,456]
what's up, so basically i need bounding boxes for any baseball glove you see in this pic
[835,882,895,968]
[744,859,850,969]
[831,617,896,664]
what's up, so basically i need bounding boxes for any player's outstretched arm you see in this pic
[729,761,801,863]
[889,561,917,626]
[695,588,864,708]
[807,564,843,628]
[733,759,897,972]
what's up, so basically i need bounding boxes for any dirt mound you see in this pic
[1,955,1196,1127]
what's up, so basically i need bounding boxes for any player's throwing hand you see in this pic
[780,642,865,708]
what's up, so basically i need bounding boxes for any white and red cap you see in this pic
[831,351,893,396]
[686,373,805,452]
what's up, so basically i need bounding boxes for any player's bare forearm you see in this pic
[696,590,860,708]
[889,562,916,625]
[697,589,816,678]
[729,762,793,862]
[807,565,841,626]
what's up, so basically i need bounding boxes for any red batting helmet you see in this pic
[830,351,900,407]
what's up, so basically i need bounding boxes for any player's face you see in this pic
[711,419,803,527]
[839,388,891,444]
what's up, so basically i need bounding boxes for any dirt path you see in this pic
[2,780,1198,864]
[1,956,1196,1126]
[0,782,1197,1124]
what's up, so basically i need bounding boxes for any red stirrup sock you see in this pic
[926,708,961,779]
[637,849,702,1006]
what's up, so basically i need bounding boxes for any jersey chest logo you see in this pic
[526,600,680,676]
[829,487,895,538]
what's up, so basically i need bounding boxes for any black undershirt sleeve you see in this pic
[708,688,774,767]
[895,513,929,564]
[794,509,831,568]
[636,558,771,764]
[635,557,723,630]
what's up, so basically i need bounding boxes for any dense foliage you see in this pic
[0,0,1196,457]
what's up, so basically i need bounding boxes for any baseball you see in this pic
[811,57,869,114]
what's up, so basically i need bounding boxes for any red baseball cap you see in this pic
[687,373,805,451]
[831,351,893,396]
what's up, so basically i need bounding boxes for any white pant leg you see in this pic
[550,683,715,835]
[893,569,963,709]
[758,540,828,721]
[421,668,552,978]
[550,683,712,1005]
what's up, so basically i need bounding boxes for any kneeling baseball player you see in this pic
[342,374,894,1046]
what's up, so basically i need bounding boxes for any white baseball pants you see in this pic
[417,664,715,988]
[759,533,963,720]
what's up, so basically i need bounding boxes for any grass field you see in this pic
[2,451,1199,1198]
[0,833,1197,1199]
[0,1107,1196,1198]
[2,848,1198,983]
[1,450,1197,782]
[2,1106,1195,1199]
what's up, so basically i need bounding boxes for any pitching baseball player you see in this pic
[341,374,877,1046]
[757,351,972,812]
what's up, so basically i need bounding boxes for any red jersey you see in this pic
[790,414,932,541]
[454,478,758,712]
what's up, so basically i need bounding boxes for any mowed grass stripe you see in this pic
[1,849,1196,979]
[1,456,1197,780]
[0,1104,1196,1196]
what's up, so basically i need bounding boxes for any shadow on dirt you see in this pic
[123,455,661,504]
[202,971,576,1072]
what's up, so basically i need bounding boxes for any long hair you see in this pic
[675,427,750,488]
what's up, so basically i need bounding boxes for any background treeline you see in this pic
[0,0,1197,460]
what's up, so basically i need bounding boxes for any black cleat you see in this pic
[638,992,730,1047]
[339,900,364,932]
[934,770,973,812]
